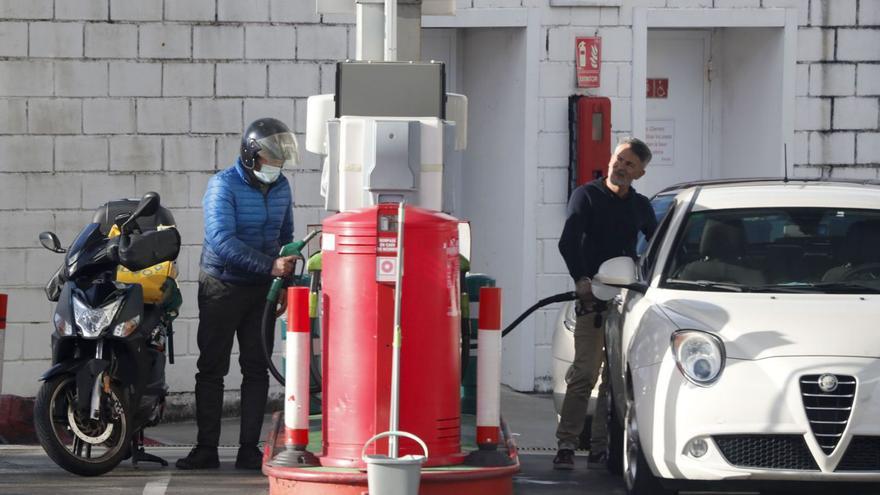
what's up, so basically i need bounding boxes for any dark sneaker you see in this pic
[587,450,607,470]
[175,446,220,470]
[235,445,264,470]
[553,449,575,470]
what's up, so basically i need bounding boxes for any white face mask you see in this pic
[254,166,282,184]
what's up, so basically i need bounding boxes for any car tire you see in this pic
[606,388,624,476]
[623,399,675,495]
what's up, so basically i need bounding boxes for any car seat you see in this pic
[676,218,765,285]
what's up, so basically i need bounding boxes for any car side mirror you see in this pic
[39,231,66,253]
[592,256,640,301]
[121,191,160,233]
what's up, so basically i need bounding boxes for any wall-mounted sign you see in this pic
[576,37,601,88]
[646,120,674,166]
[647,78,669,98]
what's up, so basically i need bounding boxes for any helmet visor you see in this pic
[256,131,299,168]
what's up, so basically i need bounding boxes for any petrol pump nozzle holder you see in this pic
[267,230,321,303]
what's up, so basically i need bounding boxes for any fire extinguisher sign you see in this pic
[575,37,601,89]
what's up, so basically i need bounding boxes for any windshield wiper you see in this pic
[664,279,744,292]
[746,282,880,294]
[804,282,880,294]
[742,284,818,293]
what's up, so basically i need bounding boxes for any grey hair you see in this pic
[617,137,652,166]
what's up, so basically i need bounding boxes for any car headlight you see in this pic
[53,312,74,337]
[671,330,725,386]
[113,315,140,338]
[73,296,122,339]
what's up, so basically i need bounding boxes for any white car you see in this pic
[592,179,880,494]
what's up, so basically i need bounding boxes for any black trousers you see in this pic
[195,271,273,448]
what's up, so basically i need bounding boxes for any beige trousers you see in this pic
[555,303,608,453]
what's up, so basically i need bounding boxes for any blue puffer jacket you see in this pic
[200,158,294,285]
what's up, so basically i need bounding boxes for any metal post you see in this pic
[389,201,406,458]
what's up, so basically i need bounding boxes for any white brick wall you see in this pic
[86,23,138,58]
[0,22,27,57]
[166,0,216,21]
[809,0,857,26]
[809,131,855,164]
[837,29,880,61]
[194,26,244,59]
[0,0,877,397]
[30,22,83,58]
[56,0,107,21]
[833,97,879,130]
[55,61,109,97]
[809,63,855,96]
[110,0,162,21]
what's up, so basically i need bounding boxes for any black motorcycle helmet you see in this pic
[240,118,299,183]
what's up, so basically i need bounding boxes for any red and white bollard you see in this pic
[475,287,502,448]
[465,287,513,466]
[272,287,318,467]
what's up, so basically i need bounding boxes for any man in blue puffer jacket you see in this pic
[177,118,299,471]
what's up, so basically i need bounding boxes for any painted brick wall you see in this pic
[0,0,351,397]
[531,0,880,390]
[1,0,878,395]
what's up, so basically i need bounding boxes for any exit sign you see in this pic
[647,78,669,98]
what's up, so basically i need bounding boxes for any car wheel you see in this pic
[606,388,623,476]
[623,399,675,495]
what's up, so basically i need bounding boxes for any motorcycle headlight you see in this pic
[112,315,140,338]
[72,296,122,339]
[671,330,725,386]
[53,312,74,337]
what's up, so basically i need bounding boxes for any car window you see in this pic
[639,201,677,281]
[662,207,880,293]
[636,192,676,256]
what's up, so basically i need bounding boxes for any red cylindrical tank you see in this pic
[320,204,464,468]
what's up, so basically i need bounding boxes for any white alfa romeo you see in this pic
[593,180,880,494]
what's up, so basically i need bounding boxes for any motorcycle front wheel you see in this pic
[34,374,131,476]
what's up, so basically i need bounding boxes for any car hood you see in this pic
[654,291,880,360]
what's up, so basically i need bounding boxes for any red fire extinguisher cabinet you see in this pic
[568,95,611,196]
[319,204,465,468]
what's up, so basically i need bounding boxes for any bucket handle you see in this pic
[361,431,429,462]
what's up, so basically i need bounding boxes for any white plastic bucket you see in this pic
[361,431,429,495]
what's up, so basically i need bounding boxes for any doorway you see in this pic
[632,9,797,196]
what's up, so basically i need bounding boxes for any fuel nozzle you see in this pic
[267,230,321,303]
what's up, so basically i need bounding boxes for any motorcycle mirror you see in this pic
[39,231,66,253]
[121,192,160,232]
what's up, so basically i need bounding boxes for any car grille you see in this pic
[800,374,856,455]
[837,437,880,471]
[714,435,819,470]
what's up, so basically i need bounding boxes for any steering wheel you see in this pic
[840,263,880,282]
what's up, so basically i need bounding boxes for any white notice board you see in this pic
[646,120,674,166]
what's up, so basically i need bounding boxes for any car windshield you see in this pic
[663,207,880,293]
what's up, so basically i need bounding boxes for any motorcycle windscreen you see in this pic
[117,228,181,272]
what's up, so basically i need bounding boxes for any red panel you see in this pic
[0,293,6,330]
[576,97,611,186]
[287,287,310,333]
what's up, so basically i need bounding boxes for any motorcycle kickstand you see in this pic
[131,430,168,467]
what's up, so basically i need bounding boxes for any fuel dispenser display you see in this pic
[568,95,611,197]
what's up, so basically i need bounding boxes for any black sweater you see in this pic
[558,178,657,281]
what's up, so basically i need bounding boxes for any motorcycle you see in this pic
[34,192,182,476]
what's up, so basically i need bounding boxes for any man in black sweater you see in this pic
[554,137,657,470]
